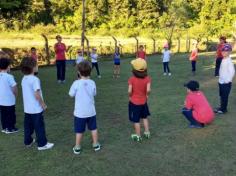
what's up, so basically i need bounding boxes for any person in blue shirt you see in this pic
[113,47,121,78]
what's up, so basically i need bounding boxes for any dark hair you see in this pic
[31,47,36,51]
[77,61,92,77]
[20,57,36,75]
[132,69,147,78]
[184,80,199,91]
[0,58,11,70]
[139,45,144,49]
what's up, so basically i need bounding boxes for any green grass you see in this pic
[1,53,236,176]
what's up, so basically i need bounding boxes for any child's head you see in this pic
[219,36,226,44]
[164,43,169,50]
[221,43,232,58]
[139,45,144,51]
[184,80,199,92]
[131,58,147,78]
[56,35,62,42]
[31,47,36,54]
[0,58,11,71]
[20,57,37,75]
[92,48,97,53]
[77,49,83,56]
[77,61,92,77]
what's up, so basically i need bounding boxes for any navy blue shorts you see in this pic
[114,62,120,65]
[128,102,150,123]
[74,116,97,133]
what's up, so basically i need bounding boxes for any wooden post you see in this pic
[134,37,139,54]
[84,35,90,57]
[177,37,180,53]
[112,36,118,49]
[151,37,156,54]
[41,34,50,65]
[81,0,86,56]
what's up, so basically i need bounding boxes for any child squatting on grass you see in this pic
[214,43,235,114]
[0,57,19,134]
[128,58,151,142]
[69,61,101,155]
[21,57,54,150]
[182,80,215,128]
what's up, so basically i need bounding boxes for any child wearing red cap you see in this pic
[214,43,235,114]
[128,58,151,142]
[215,36,227,77]
[182,80,214,128]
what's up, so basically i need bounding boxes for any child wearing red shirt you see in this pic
[136,45,147,60]
[189,42,198,75]
[128,58,151,141]
[215,36,227,77]
[30,47,38,75]
[182,80,214,128]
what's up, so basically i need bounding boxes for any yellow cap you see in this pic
[131,58,147,71]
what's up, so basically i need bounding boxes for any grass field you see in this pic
[1,53,236,176]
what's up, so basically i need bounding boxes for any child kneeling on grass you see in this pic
[182,80,214,128]
[69,61,101,154]
[128,58,151,142]
[21,57,54,150]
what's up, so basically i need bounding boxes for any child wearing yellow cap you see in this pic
[128,58,151,142]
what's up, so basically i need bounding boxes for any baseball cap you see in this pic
[131,58,147,72]
[221,43,232,52]
[184,80,199,91]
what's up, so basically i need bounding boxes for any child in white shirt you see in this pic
[21,57,54,150]
[69,61,101,155]
[90,48,101,78]
[0,58,18,134]
[162,44,171,76]
[76,49,84,65]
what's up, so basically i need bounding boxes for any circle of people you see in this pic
[0,36,235,154]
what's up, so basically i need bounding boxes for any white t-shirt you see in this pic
[21,75,43,114]
[76,56,84,64]
[0,72,17,106]
[90,53,98,63]
[69,79,96,118]
[162,50,171,62]
[219,57,235,84]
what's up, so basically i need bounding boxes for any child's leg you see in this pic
[167,62,170,73]
[8,105,16,130]
[142,118,150,133]
[33,112,48,147]
[134,123,141,136]
[163,62,166,73]
[95,63,100,76]
[220,83,232,112]
[87,116,98,145]
[0,106,7,130]
[24,113,35,145]
[75,133,83,146]
[182,108,202,126]
[91,130,98,145]
[113,65,117,76]
[117,65,120,76]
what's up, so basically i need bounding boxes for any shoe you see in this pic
[93,143,101,152]
[62,80,66,84]
[57,80,62,84]
[26,139,36,147]
[168,73,171,76]
[144,131,151,139]
[5,128,19,134]
[38,142,54,151]
[189,124,203,129]
[131,134,142,142]
[214,108,226,114]
[163,73,167,76]
[1,129,6,133]
[73,145,81,154]
[98,75,101,79]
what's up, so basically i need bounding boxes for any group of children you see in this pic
[0,37,235,154]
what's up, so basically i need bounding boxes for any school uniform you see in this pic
[69,79,97,133]
[162,50,171,73]
[0,72,17,131]
[21,75,48,147]
[218,56,235,112]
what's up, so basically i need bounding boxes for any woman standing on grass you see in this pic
[54,35,71,84]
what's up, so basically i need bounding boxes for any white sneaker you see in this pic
[1,129,6,133]
[98,75,101,79]
[38,142,54,151]
[163,73,167,76]
[168,73,171,76]
[57,80,62,84]
[26,139,36,147]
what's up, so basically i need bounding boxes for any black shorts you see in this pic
[128,102,150,123]
[114,62,120,65]
[74,116,97,133]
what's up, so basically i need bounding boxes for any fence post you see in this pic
[112,36,118,49]
[134,37,139,54]
[41,34,50,65]
[84,35,90,57]
[177,37,180,53]
[151,37,156,54]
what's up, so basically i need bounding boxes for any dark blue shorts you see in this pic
[114,62,120,65]
[74,116,97,133]
[128,102,150,123]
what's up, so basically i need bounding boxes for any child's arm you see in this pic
[12,85,18,97]
[147,83,151,96]
[35,90,47,110]
[128,85,132,96]
[69,82,76,98]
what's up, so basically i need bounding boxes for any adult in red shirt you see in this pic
[182,80,215,128]
[54,35,71,83]
[215,36,227,77]
[136,45,147,60]
[189,42,198,75]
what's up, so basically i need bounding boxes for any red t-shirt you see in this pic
[137,51,146,60]
[128,76,151,105]
[216,43,224,58]
[31,53,38,62]
[185,91,214,124]
[54,43,66,60]
[189,49,198,61]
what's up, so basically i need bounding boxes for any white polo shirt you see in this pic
[21,75,43,114]
[90,53,98,63]
[219,57,235,84]
[0,72,17,106]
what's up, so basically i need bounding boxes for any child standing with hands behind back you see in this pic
[128,58,151,142]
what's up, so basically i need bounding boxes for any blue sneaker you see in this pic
[189,124,203,129]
